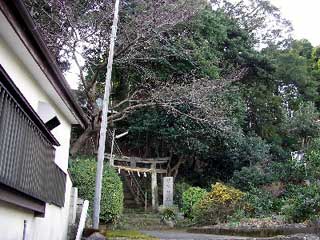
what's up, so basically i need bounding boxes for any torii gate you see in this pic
[105,129,170,210]
[106,154,169,210]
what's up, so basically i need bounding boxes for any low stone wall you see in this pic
[189,224,320,238]
[260,234,320,240]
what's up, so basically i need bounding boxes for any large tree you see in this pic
[24,0,292,158]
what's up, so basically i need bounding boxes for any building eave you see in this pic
[0,0,89,128]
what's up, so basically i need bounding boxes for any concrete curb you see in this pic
[189,225,320,238]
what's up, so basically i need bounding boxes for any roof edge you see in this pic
[0,0,89,128]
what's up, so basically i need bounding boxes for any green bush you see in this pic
[281,184,320,223]
[306,150,320,179]
[231,160,306,192]
[230,166,272,191]
[243,187,281,217]
[227,208,247,225]
[192,183,244,225]
[182,187,207,217]
[160,206,178,221]
[268,161,305,184]
[69,157,124,223]
[174,181,191,208]
[305,138,320,180]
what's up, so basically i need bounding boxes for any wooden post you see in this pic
[151,163,158,211]
[131,159,136,168]
[92,0,120,229]
[144,192,148,212]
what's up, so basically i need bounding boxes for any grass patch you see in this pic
[106,230,159,239]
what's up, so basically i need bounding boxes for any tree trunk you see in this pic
[168,156,185,178]
[70,127,96,156]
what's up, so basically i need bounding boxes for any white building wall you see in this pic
[0,202,33,240]
[0,176,73,240]
[0,13,77,240]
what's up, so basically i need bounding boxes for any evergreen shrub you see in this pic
[230,166,272,191]
[269,161,305,184]
[181,187,207,217]
[69,157,124,223]
[243,187,281,217]
[306,138,320,180]
[231,160,306,191]
[192,183,244,225]
[281,184,320,223]
[159,206,178,222]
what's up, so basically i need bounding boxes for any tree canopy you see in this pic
[24,0,320,183]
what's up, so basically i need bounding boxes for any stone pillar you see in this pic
[163,177,174,207]
[151,163,158,211]
[68,187,78,225]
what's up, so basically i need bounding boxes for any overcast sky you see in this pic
[65,0,320,89]
[271,0,320,47]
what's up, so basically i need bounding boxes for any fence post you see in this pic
[75,200,89,240]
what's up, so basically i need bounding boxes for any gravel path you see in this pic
[142,230,249,240]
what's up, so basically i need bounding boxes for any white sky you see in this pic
[270,0,320,46]
[65,0,320,89]
[65,61,81,89]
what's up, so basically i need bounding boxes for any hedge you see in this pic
[69,157,124,223]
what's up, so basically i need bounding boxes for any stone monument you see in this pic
[163,177,174,207]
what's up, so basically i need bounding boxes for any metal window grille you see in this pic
[0,76,66,207]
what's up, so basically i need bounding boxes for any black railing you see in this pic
[0,67,66,207]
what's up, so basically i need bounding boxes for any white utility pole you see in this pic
[93,0,121,229]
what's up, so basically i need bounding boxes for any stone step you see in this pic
[122,214,161,219]
[122,214,162,220]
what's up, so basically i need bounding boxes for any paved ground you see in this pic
[142,231,320,240]
[142,230,249,240]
